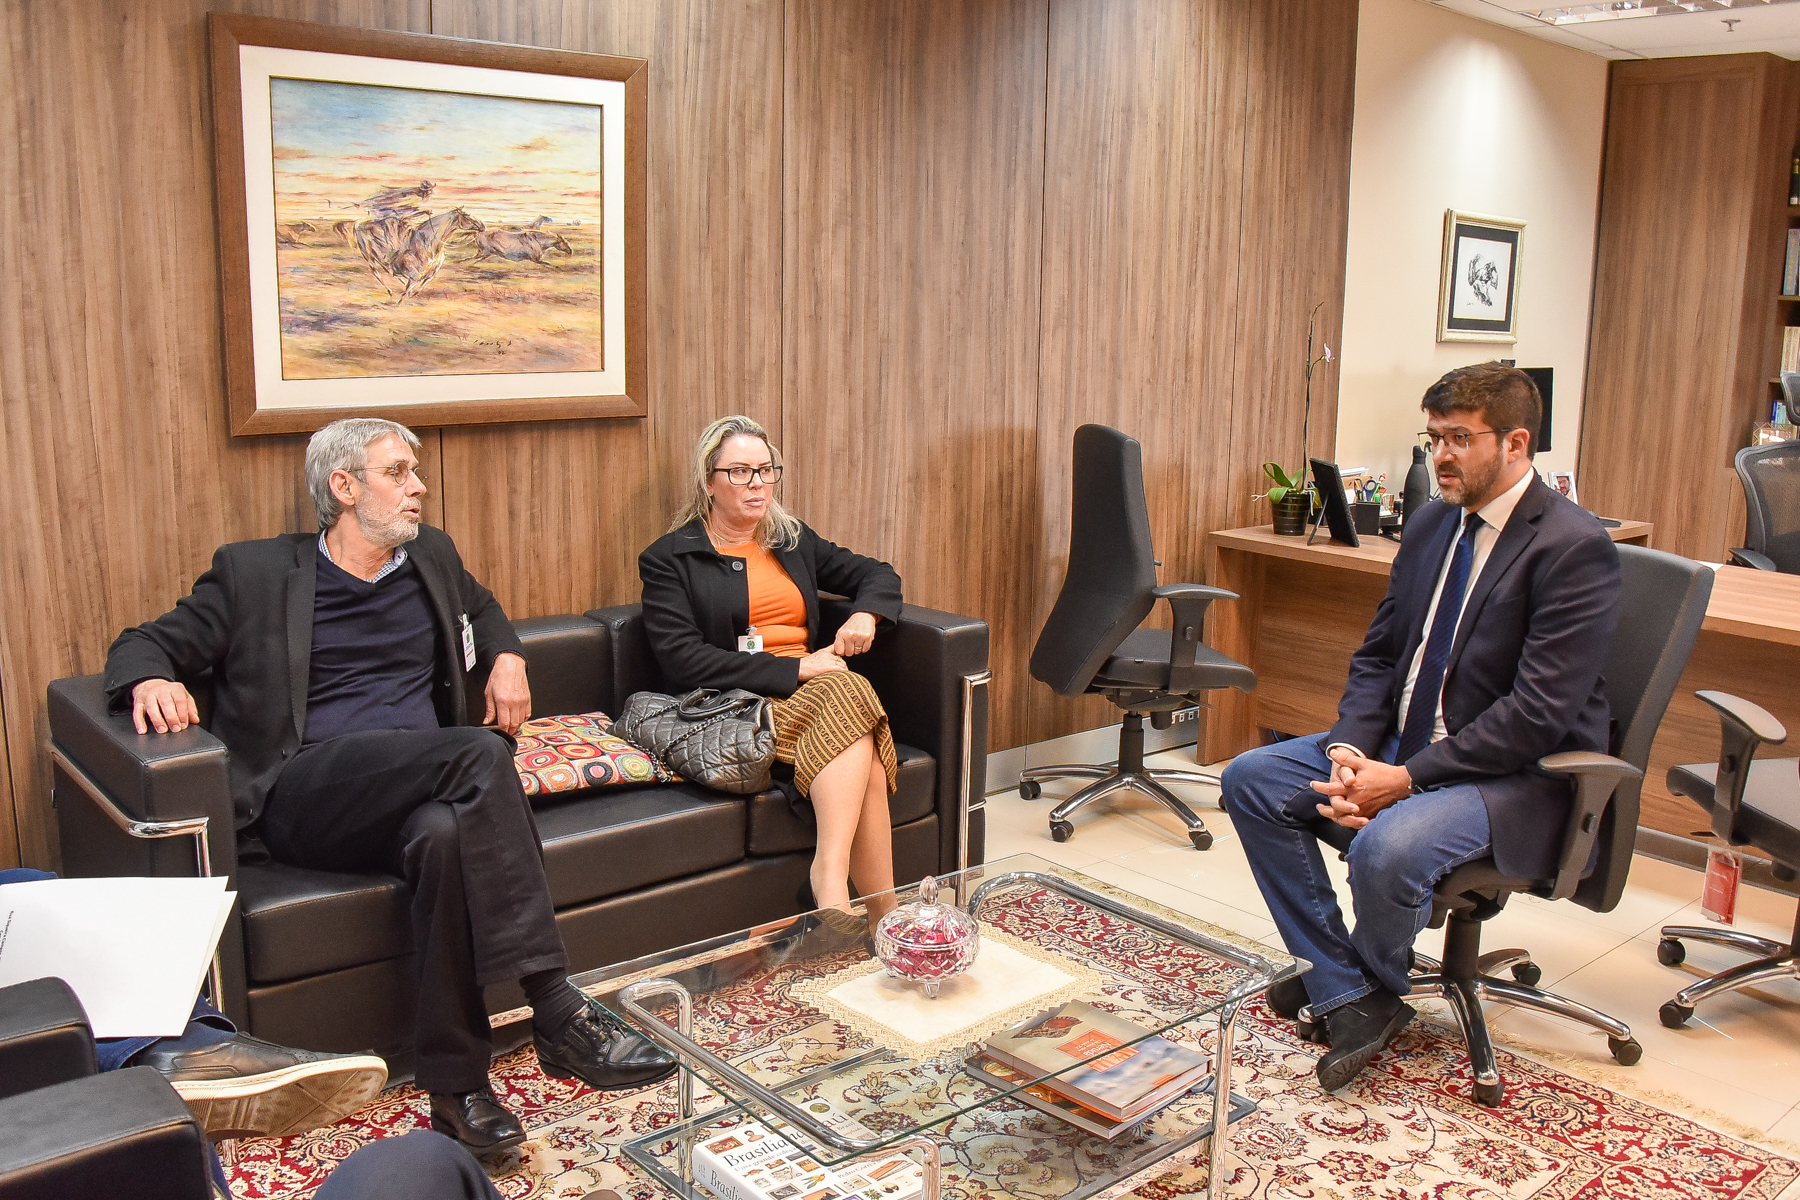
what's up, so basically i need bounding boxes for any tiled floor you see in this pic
[982,744,1800,1142]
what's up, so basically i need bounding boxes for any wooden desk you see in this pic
[1199,522,1800,849]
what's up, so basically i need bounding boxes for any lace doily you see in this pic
[789,924,1105,1063]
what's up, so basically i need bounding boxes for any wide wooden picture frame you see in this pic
[1437,210,1523,345]
[209,14,647,435]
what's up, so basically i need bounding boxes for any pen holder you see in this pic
[1351,502,1381,536]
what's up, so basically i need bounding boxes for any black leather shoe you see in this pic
[1316,988,1415,1092]
[430,1087,525,1155]
[1266,974,1308,1020]
[137,1033,386,1139]
[534,999,678,1093]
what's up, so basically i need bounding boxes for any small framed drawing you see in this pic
[208,14,646,435]
[1438,210,1523,344]
[1547,469,1577,503]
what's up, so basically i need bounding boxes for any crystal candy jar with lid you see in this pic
[873,875,980,998]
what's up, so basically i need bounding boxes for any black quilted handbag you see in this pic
[614,687,777,794]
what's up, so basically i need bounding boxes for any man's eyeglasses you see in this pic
[1417,428,1512,454]
[351,462,428,485]
[712,465,782,487]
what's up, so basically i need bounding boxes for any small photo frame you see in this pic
[1547,469,1577,503]
[1438,210,1523,344]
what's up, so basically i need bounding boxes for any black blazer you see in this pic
[638,518,903,697]
[103,526,525,830]
[1330,477,1621,880]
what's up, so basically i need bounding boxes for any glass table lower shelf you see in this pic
[577,854,1300,1200]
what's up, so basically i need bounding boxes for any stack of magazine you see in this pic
[966,1000,1209,1139]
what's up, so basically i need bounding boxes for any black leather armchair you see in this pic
[0,979,213,1200]
[48,602,989,1070]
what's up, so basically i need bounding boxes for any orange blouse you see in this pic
[717,542,809,658]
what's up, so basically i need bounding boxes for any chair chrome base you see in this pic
[1017,712,1217,849]
[1292,940,1640,1107]
[1657,921,1800,1028]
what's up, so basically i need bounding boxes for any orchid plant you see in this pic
[1258,301,1335,506]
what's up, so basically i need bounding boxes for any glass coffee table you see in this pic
[573,853,1300,1200]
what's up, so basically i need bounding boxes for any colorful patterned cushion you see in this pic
[514,712,678,796]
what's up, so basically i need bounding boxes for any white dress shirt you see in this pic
[1333,466,1534,761]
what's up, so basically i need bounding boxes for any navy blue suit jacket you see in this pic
[1330,477,1621,880]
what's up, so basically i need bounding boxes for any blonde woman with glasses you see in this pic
[638,416,905,922]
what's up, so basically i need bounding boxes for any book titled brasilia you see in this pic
[984,1000,1209,1121]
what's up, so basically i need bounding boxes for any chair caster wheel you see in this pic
[1019,779,1042,800]
[1190,829,1213,851]
[1511,962,1542,987]
[1295,1017,1326,1044]
[1657,937,1686,967]
[1609,1037,1642,1065]
[1659,1000,1693,1029]
[1474,1080,1504,1107]
[1050,820,1074,843]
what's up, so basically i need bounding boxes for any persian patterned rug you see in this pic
[222,887,1800,1200]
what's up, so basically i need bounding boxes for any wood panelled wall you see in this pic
[1581,55,1800,563]
[0,0,1355,870]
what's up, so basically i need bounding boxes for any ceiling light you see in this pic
[1523,0,1800,24]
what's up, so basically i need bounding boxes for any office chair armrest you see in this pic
[1728,548,1778,572]
[1538,751,1641,902]
[1695,690,1788,842]
[1152,583,1239,694]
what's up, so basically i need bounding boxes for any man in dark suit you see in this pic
[105,418,673,1155]
[1222,362,1620,1092]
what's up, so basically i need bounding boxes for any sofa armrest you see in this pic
[46,676,236,884]
[825,600,990,873]
[0,979,97,1103]
[0,1067,214,1200]
[45,675,240,1023]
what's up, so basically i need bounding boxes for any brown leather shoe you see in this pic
[430,1087,526,1155]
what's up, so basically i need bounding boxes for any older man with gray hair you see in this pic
[106,418,674,1155]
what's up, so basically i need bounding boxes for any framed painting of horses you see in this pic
[208,15,646,435]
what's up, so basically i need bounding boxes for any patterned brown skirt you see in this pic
[770,670,898,798]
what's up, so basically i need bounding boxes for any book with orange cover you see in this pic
[984,1000,1208,1120]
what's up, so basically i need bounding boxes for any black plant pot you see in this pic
[1271,492,1311,536]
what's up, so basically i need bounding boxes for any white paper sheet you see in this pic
[0,877,235,1038]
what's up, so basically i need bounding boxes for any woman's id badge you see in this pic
[738,626,764,653]
[461,614,476,671]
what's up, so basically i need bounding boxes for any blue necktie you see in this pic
[1396,512,1483,765]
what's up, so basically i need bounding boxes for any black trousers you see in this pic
[262,727,567,1094]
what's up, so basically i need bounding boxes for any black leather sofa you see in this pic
[0,978,213,1200]
[47,599,989,1065]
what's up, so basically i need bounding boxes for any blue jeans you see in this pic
[1221,732,1492,1015]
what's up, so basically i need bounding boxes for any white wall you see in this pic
[1335,0,1609,489]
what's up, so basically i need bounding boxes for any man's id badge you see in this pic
[461,614,477,672]
[737,625,763,653]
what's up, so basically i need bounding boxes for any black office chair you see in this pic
[1018,424,1256,850]
[1728,439,1800,574]
[1656,692,1800,1028]
[1301,544,1713,1105]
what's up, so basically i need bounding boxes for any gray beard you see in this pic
[356,506,421,550]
